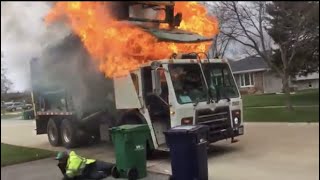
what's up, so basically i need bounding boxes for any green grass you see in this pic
[1,108,23,119]
[243,89,319,107]
[1,143,56,167]
[1,112,22,119]
[244,107,319,122]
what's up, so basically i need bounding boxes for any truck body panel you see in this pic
[114,74,142,109]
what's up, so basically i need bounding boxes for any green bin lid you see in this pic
[110,124,149,133]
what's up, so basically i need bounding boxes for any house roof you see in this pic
[228,55,270,74]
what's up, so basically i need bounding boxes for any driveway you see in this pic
[1,119,319,180]
[1,158,169,180]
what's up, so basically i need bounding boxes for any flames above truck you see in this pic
[45,1,219,77]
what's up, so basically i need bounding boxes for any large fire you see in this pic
[45,2,219,77]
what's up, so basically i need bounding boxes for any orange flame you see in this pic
[45,2,219,78]
[159,2,218,37]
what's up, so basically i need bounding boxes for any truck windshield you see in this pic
[168,64,207,104]
[202,63,239,100]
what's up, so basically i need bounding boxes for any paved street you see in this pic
[1,158,169,180]
[1,119,319,180]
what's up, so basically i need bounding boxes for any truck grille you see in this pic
[195,106,230,133]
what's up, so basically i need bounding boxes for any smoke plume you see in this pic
[36,35,116,119]
[2,2,117,119]
[1,1,70,91]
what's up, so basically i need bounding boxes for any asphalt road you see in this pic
[1,119,319,180]
[1,158,169,180]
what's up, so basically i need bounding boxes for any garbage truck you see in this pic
[31,1,243,151]
[30,35,244,152]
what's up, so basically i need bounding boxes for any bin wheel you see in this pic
[169,175,174,180]
[127,168,138,180]
[111,166,120,178]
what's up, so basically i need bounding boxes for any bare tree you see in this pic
[217,1,297,110]
[203,2,239,58]
[218,1,319,110]
[266,1,319,96]
[1,52,13,94]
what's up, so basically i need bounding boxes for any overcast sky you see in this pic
[1,2,72,92]
[1,2,52,92]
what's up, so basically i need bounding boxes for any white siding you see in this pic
[263,71,283,93]
[292,79,319,90]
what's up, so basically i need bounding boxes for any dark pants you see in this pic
[61,161,113,180]
[82,160,113,179]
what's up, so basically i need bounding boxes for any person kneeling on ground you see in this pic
[55,151,113,180]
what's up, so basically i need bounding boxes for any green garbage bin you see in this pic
[22,109,34,120]
[110,124,150,180]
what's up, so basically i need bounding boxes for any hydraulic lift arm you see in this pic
[110,1,213,43]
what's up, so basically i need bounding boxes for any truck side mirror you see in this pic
[151,68,163,96]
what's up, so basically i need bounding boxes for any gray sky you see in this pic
[1,2,61,92]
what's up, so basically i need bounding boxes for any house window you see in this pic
[239,73,254,87]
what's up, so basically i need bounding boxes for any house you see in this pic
[228,56,319,94]
[229,56,283,94]
[292,72,319,90]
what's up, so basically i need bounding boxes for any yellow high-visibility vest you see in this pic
[65,151,96,178]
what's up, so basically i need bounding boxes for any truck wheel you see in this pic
[78,131,92,146]
[47,119,61,146]
[146,141,155,159]
[60,119,78,148]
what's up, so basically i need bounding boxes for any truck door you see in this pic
[142,66,170,146]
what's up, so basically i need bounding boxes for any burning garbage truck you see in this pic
[30,1,244,152]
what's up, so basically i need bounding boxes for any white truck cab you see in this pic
[114,54,244,151]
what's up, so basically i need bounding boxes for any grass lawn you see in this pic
[1,143,56,167]
[1,112,22,119]
[242,89,319,107]
[244,107,319,122]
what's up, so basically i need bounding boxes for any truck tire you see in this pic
[47,119,61,146]
[60,119,79,149]
[77,131,92,146]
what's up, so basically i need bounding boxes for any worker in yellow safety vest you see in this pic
[55,151,113,180]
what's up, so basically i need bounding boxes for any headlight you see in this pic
[234,117,239,124]
[232,110,241,126]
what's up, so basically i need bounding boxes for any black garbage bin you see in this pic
[164,125,209,180]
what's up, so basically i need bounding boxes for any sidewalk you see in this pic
[1,158,170,180]
[245,105,319,109]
